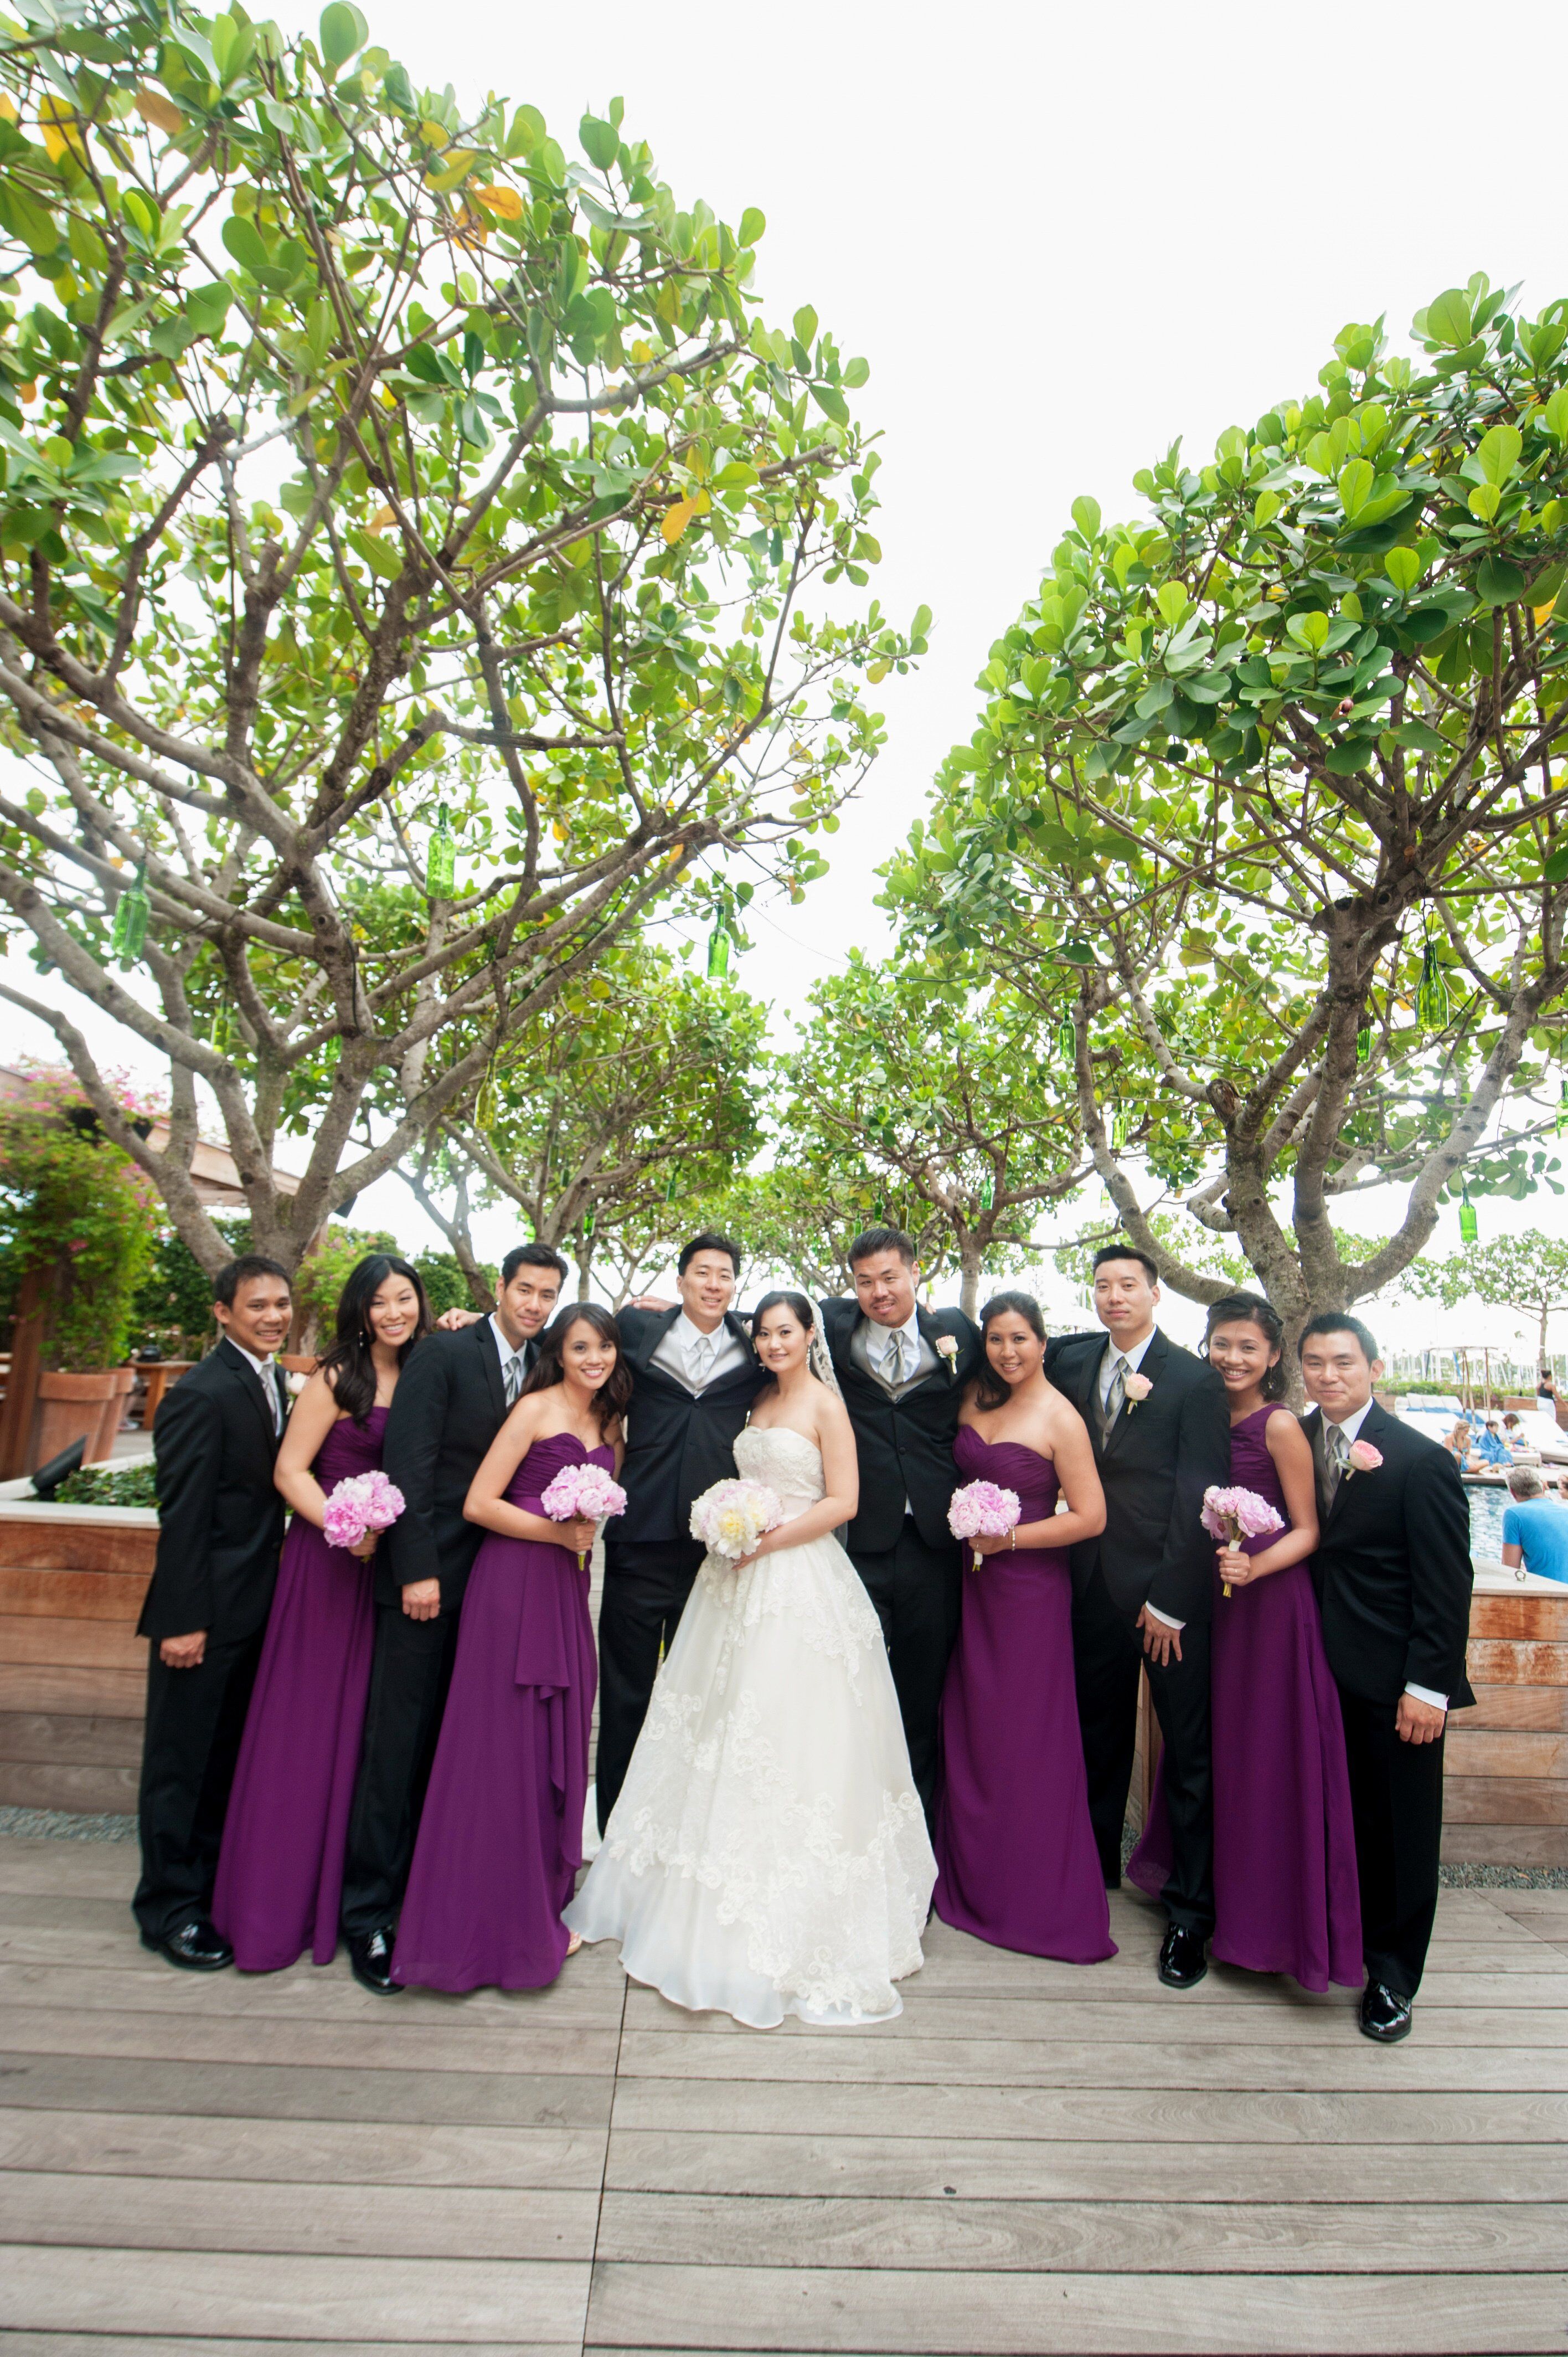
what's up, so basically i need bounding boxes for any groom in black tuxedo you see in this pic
[339,1241,566,1990]
[819,1227,981,1826]
[133,1255,293,1969]
[1044,1245,1231,1988]
[1299,1313,1473,2042]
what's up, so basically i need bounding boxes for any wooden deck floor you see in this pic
[0,1836,1564,2354]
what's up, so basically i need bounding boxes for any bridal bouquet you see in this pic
[690,1478,783,1563]
[1200,1483,1285,1597]
[322,1470,405,1552]
[948,1478,1021,1572]
[540,1461,628,1567]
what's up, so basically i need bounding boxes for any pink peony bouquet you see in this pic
[948,1477,1022,1572]
[1201,1483,1285,1597]
[323,1469,406,1552]
[540,1461,628,1566]
[690,1477,783,1563]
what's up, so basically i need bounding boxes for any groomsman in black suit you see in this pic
[133,1255,294,1968]
[1298,1313,1474,2042]
[339,1241,566,1990]
[819,1227,981,1827]
[1044,1246,1231,1988]
[599,1232,766,1830]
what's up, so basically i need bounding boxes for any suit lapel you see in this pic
[218,1337,280,1454]
[637,1306,683,1373]
[1100,1327,1165,1458]
[472,1316,507,1425]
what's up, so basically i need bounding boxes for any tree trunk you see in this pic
[575,1238,595,1303]
[958,1241,983,1321]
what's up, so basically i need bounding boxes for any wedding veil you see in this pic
[806,1304,843,1400]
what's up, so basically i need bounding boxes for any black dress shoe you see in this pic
[347,1928,402,1994]
[1359,1980,1413,2042]
[142,1919,233,1972]
[1157,1925,1208,1989]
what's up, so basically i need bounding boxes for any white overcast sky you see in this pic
[8,0,1568,1352]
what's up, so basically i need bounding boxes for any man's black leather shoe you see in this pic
[1157,1926,1208,1989]
[141,1919,233,1972]
[1359,1980,1413,2042]
[347,1928,402,1994]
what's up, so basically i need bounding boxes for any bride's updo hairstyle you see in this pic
[973,1290,1047,1409]
[520,1301,632,1432]
[751,1290,821,1376]
[1201,1290,1288,1402]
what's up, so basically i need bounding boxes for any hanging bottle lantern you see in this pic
[425,804,456,899]
[980,1178,993,1211]
[211,1000,231,1056]
[664,1169,679,1203]
[1056,1010,1076,1063]
[1459,1182,1478,1248]
[1557,1077,1568,1139]
[1416,936,1449,1034]
[581,1202,595,1241]
[473,1057,498,1131]
[705,916,731,982]
[111,863,149,968]
[1111,1106,1129,1152]
[1356,1021,1372,1063]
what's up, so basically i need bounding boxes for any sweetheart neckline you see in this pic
[958,1429,1056,1469]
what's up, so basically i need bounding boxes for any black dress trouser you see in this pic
[848,1518,963,1830]
[1071,1567,1215,1938]
[133,1626,264,1940]
[596,1537,704,1834]
[339,1603,462,1937]
[1338,1688,1446,1998]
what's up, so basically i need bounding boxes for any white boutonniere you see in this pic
[935,1334,960,1380]
[1122,1371,1152,1411]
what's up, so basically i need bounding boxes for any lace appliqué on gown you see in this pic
[566,1424,936,2027]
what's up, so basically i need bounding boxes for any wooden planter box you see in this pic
[0,1502,154,1815]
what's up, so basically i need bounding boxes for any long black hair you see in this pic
[1202,1290,1288,1402]
[520,1301,631,1433]
[318,1254,433,1423]
[973,1290,1047,1409]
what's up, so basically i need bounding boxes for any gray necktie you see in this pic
[881,1329,912,1387]
[689,1332,715,1388]
[1325,1421,1349,1500]
[504,1348,526,1408]
[1101,1351,1127,1434]
[262,1363,281,1435]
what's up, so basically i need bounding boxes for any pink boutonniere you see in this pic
[1123,1372,1153,1409]
[935,1334,960,1380]
[1344,1439,1383,1479]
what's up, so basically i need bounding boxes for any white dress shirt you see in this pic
[228,1337,282,1433]
[489,1313,531,1405]
[1098,1330,1182,1630]
[1320,1399,1447,1713]
[651,1310,749,1394]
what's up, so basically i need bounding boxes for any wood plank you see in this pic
[0,1710,144,1766]
[583,2263,1568,2353]
[0,1615,146,1669]
[0,2052,615,2130]
[1446,1776,1568,1825]
[0,2341,564,2357]
[0,1960,628,2026]
[0,1524,156,1577]
[0,1566,148,1619]
[0,2245,590,2344]
[0,1837,137,1894]
[619,1994,1568,2043]
[1443,1824,1568,1867]
[1471,1593,1568,1639]
[0,1664,144,1718]
[1,2007,621,2078]
[1446,1728,1568,1778]
[591,2189,1568,2272]
[602,2128,1568,2204]
[0,2171,601,2260]
[0,1762,139,1813]
[1468,1681,1568,1731]
[1466,1638,1568,1684]
[0,2106,608,2189]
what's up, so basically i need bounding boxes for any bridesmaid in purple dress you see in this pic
[935,1292,1115,1962]
[393,1304,628,1994]
[213,1255,432,1971]
[1129,1291,1361,1992]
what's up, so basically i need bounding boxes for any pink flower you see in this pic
[1123,1372,1153,1405]
[948,1478,1021,1568]
[322,1470,406,1550]
[540,1462,629,1525]
[1346,1439,1383,1476]
[1200,1484,1286,1544]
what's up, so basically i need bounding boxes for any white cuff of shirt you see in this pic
[1143,1601,1185,1632]
[1403,1682,1448,1712]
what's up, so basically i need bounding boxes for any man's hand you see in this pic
[401,1577,442,1622]
[626,1293,675,1312]
[159,1630,207,1670]
[1137,1604,1182,1666]
[436,1307,481,1332]
[1396,1692,1446,1744]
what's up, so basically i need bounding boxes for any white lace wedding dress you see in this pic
[565,1425,936,2027]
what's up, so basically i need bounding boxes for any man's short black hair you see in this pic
[214,1253,291,1306]
[678,1231,741,1277]
[1298,1310,1379,1364]
[848,1224,916,1269]
[1092,1241,1159,1285]
[502,1242,568,1288]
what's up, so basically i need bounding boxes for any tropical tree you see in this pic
[785,953,1087,1313]
[883,276,1568,1342]
[0,0,920,1274]
[1402,1227,1568,1370]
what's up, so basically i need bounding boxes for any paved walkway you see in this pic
[0,1834,1564,2354]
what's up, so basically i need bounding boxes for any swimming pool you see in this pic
[1469,1484,1506,1560]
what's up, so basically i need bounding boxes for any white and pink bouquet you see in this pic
[540,1461,628,1566]
[323,1469,405,1552]
[690,1477,783,1563]
[1200,1483,1285,1597]
[948,1478,1022,1572]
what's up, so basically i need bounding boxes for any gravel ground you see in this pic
[6,1804,1563,1887]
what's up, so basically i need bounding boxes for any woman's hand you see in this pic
[970,1529,1013,1558]
[556,1515,599,1556]
[350,1530,379,1562]
[733,1527,782,1573]
[1216,1544,1255,1588]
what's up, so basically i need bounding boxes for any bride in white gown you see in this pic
[565,1290,936,2027]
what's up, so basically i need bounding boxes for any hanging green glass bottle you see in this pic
[1356,1021,1372,1063]
[705,917,730,981]
[473,1058,498,1131]
[1055,1010,1076,1063]
[1112,1106,1128,1152]
[210,1000,231,1057]
[1459,1183,1478,1248]
[582,1202,596,1241]
[111,863,149,969]
[1416,938,1449,1033]
[1557,1077,1568,1139]
[425,804,456,899]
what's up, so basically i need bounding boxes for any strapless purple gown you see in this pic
[213,1406,384,1970]
[393,1432,604,1992]
[934,1429,1115,1963]
[1129,1403,1361,1991]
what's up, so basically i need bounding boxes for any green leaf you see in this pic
[808,382,849,426]
[221,214,272,274]
[1391,718,1449,755]
[1476,554,1527,607]
[318,2,367,67]
[1543,843,1568,884]
[1325,737,1376,775]
[1253,487,1281,527]
[1337,457,1374,518]
[1071,495,1101,542]
[1384,547,1421,595]
[1545,387,1568,445]
[1425,286,1473,348]
[1285,609,1330,653]
[738,206,765,246]
[1476,423,1523,486]
[1155,581,1189,629]
[792,305,818,349]
[579,114,618,169]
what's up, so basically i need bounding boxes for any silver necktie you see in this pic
[504,1349,525,1408]
[1102,1352,1127,1430]
[689,1333,715,1388]
[1326,1421,1349,1499]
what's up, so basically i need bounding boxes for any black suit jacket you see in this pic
[1043,1327,1231,1625]
[820,1298,982,1555]
[379,1319,534,1614]
[613,1306,767,1546]
[1304,1401,1476,1708]
[139,1337,288,1644]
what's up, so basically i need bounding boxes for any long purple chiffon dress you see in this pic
[392,1431,603,1993]
[933,1428,1115,1963]
[1128,1402,1361,1991]
[212,1405,384,1970]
